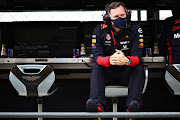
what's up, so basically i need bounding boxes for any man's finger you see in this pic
[115,49,122,54]
[110,55,116,58]
[109,58,116,65]
[110,57,118,61]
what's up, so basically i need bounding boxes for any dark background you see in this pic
[0,0,177,10]
[0,20,162,58]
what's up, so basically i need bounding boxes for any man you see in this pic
[159,0,180,64]
[86,1,145,117]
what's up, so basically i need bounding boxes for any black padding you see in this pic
[23,69,40,73]
[166,65,180,83]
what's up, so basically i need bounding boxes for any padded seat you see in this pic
[105,86,128,97]
[9,65,56,120]
[165,64,180,95]
[9,65,55,97]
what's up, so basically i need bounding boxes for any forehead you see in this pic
[109,5,126,15]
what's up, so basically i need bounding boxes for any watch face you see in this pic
[126,59,131,65]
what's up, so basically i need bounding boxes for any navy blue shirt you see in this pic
[92,23,144,68]
[160,16,180,64]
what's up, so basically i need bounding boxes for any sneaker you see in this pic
[86,99,104,120]
[125,101,140,120]
[86,99,104,112]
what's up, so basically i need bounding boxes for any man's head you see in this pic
[103,2,131,30]
[105,2,127,20]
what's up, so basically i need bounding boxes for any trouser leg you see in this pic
[126,65,145,107]
[89,64,145,106]
[89,64,106,105]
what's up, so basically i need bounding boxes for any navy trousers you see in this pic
[89,64,145,107]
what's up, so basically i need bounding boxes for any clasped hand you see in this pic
[110,49,128,66]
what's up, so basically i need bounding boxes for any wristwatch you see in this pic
[126,58,131,65]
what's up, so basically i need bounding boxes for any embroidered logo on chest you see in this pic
[106,34,111,40]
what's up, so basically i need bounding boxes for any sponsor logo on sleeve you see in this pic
[138,43,144,48]
[173,26,180,31]
[139,38,144,42]
[92,44,95,47]
[92,35,97,48]
[138,28,143,34]
[175,19,180,24]
[174,33,180,39]
[92,35,96,38]
[139,34,143,38]
[92,39,96,43]
[92,43,96,48]
[92,39,96,48]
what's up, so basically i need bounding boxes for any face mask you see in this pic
[111,17,127,29]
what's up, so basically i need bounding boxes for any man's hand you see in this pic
[110,49,129,66]
[109,52,117,65]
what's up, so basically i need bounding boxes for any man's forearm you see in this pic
[96,56,111,67]
[126,56,139,67]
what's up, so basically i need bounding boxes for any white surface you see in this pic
[159,10,173,20]
[0,10,144,22]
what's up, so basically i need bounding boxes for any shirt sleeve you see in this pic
[127,26,144,67]
[92,25,111,67]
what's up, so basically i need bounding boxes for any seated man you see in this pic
[86,1,145,117]
[159,0,180,64]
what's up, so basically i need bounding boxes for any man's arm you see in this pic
[92,25,111,67]
[126,27,144,67]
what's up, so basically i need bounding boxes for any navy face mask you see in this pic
[111,17,127,29]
